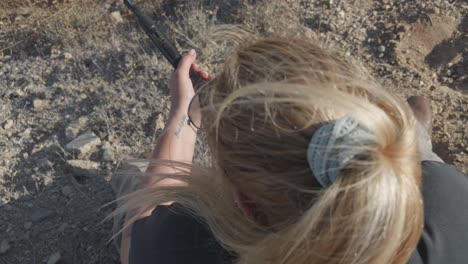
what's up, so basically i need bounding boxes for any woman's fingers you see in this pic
[200,71,213,81]
[192,64,213,81]
[186,53,213,81]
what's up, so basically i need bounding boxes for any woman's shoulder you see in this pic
[408,161,468,264]
[129,161,468,264]
[129,203,234,264]
[420,161,468,217]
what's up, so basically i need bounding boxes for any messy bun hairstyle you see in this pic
[120,28,423,264]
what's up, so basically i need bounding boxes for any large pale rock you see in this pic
[65,130,100,157]
[67,160,100,177]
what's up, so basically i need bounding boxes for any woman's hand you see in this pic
[168,49,210,116]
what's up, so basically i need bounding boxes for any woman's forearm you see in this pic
[145,109,198,185]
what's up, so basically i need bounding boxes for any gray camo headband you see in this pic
[307,116,376,187]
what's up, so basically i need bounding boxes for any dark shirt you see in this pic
[130,161,468,264]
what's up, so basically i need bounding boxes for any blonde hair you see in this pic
[119,28,423,264]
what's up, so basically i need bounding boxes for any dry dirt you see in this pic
[0,0,466,263]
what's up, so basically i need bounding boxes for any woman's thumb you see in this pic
[176,49,197,74]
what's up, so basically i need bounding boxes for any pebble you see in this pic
[65,130,101,157]
[19,128,31,138]
[3,120,13,129]
[0,197,6,206]
[50,48,61,59]
[33,99,44,109]
[62,52,73,60]
[102,148,114,161]
[61,186,74,198]
[58,223,68,232]
[24,222,32,230]
[67,160,100,177]
[46,251,62,264]
[36,158,53,169]
[42,175,54,187]
[31,207,54,222]
[0,240,10,255]
[12,89,26,97]
[121,160,150,173]
[338,10,345,18]
[155,114,165,130]
[65,117,88,141]
[377,45,386,53]
[110,11,124,23]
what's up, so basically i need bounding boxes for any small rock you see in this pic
[61,186,74,198]
[67,160,100,177]
[47,251,62,264]
[3,120,13,129]
[58,223,68,232]
[24,222,32,230]
[50,48,61,59]
[155,114,165,130]
[433,7,440,14]
[377,45,386,53]
[31,207,54,222]
[102,148,114,161]
[110,11,124,23]
[33,99,44,109]
[12,89,26,97]
[62,52,73,60]
[0,240,10,255]
[23,231,31,240]
[65,117,88,141]
[0,197,7,206]
[42,175,54,187]
[121,160,150,173]
[19,128,31,138]
[37,158,53,169]
[65,130,101,157]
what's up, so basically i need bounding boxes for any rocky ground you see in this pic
[0,0,466,263]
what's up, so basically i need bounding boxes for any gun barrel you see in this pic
[123,0,182,68]
[123,0,203,87]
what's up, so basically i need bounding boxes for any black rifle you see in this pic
[123,0,203,87]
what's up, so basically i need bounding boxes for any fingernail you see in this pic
[189,49,195,55]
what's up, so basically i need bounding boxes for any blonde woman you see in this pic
[114,33,468,264]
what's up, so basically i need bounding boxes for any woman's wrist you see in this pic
[168,106,188,122]
[167,107,198,134]
[169,99,191,116]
